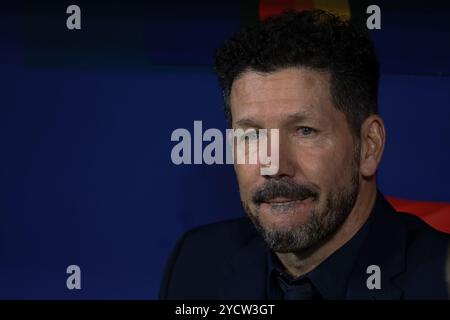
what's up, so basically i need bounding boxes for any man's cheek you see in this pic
[235,166,254,195]
[235,163,261,183]
[299,148,341,180]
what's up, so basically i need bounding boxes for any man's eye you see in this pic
[297,127,314,136]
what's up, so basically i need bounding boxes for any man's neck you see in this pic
[275,183,377,278]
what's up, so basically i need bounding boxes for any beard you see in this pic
[242,147,360,253]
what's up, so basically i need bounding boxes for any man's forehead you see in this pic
[230,67,333,123]
[230,67,331,103]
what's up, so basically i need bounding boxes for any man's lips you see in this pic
[258,196,315,215]
[261,196,314,204]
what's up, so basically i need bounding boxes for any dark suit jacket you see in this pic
[160,194,450,300]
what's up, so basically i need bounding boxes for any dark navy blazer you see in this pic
[160,193,449,300]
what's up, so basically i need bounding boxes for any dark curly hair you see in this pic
[214,10,379,137]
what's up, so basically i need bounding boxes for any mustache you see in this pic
[252,178,319,204]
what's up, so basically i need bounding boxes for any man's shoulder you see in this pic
[391,211,449,298]
[395,210,449,246]
[159,218,263,299]
[397,210,449,264]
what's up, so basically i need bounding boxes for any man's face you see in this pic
[230,67,361,253]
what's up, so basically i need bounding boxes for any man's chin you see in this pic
[259,220,307,237]
[259,228,315,253]
[256,202,314,231]
[249,209,323,253]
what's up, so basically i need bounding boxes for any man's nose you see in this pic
[262,135,298,178]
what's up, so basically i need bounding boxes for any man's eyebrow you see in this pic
[234,110,316,128]
[285,110,315,123]
[234,118,263,129]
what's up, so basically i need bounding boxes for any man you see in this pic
[160,10,450,299]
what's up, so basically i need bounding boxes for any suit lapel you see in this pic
[346,194,407,300]
[218,235,268,299]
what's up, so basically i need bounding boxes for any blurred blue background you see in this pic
[0,1,449,298]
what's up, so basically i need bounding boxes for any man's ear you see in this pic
[359,115,386,177]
